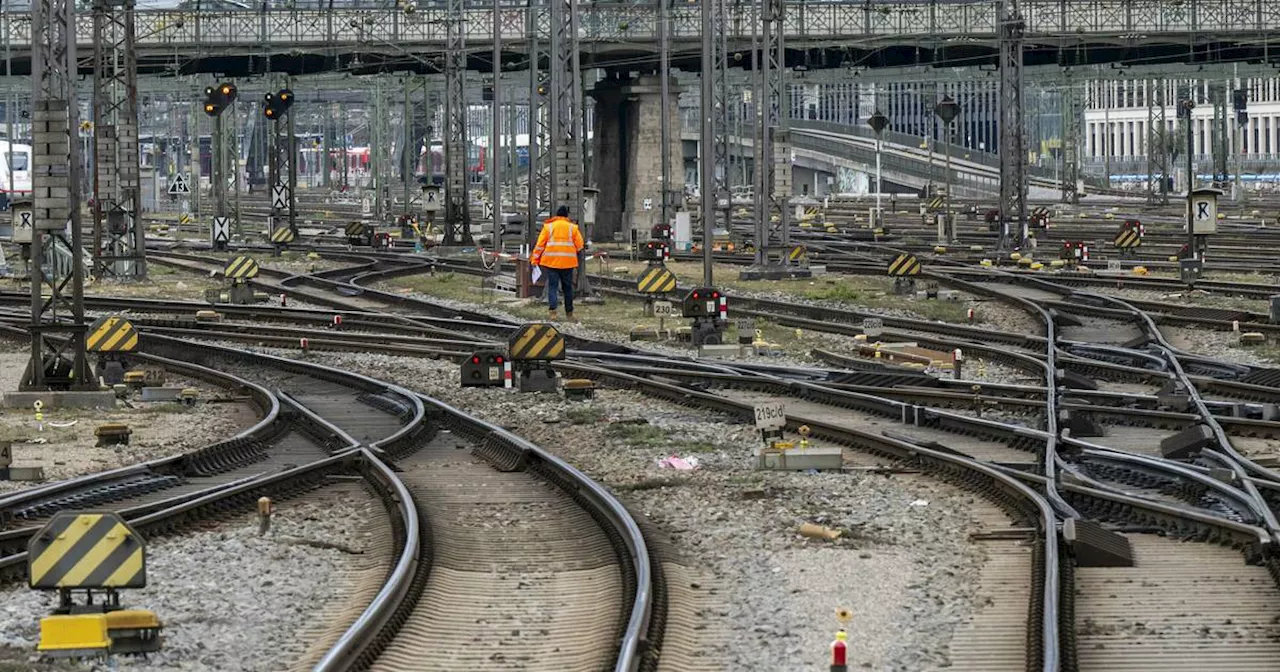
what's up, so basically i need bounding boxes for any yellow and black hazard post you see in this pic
[345,221,372,247]
[508,322,566,393]
[85,315,138,385]
[636,265,677,295]
[223,256,260,305]
[270,225,296,255]
[28,511,162,657]
[887,253,921,295]
[637,264,678,320]
[788,245,808,267]
[1113,223,1141,259]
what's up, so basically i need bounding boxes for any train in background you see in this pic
[416,139,532,184]
[0,141,32,207]
[145,133,532,188]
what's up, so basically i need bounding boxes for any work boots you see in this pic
[548,309,559,321]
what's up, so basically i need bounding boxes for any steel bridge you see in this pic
[0,0,1276,73]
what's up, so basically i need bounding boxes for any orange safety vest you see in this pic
[531,216,584,269]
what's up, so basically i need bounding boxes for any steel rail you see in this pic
[556,359,1061,671]
[0,325,282,522]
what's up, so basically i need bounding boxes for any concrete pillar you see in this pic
[591,80,626,240]
[590,74,683,242]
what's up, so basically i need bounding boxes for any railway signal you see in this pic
[202,82,237,117]
[1030,207,1050,229]
[1060,241,1089,264]
[1233,88,1248,125]
[681,287,727,346]
[263,89,294,120]
[460,350,512,388]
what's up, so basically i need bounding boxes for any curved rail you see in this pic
[556,360,1061,672]
[312,395,653,672]
[311,447,423,672]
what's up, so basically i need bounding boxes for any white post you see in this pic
[874,135,882,222]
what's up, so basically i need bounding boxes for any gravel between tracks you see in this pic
[0,348,256,495]
[385,288,837,369]
[1159,325,1273,366]
[0,489,379,672]
[268,347,990,671]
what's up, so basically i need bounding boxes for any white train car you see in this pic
[0,141,32,198]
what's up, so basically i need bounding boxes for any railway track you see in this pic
[367,432,626,671]
[0,321,656,671]
[17,227,1280,668]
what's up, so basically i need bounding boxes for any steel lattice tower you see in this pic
[761,0,791,255]
[1146,78,1171,205]
[998,0,1028,249]
[527,0,550,244]
[90,0,145,278]
[25,0,91,389]
[548,0,583,226]
[443,0,473,245]
[1060,71,1081,205]
[268,87,297,236]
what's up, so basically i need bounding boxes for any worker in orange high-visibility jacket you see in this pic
[531,205,586,321]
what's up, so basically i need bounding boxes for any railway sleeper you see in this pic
[4,474,185,526]
[184,438,272,477]
[0,459,353,585]
[1064,493,1262,554]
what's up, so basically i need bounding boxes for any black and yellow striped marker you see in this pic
[178,213,192,225]
[345,222,365,237]
[85,315,138,353]
[224,256,259,279]
[27,512,146,590]
[1114,228,1141,249]
[928,196,944,210]
[887,253,921,276]
[508,323,566,361]
[636,266,677,294]
[271,227,296,244]
[789,245,807,262]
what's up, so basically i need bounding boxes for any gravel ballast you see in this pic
[1160,324,1274,367]
[274,347,993,670]
[0,348,257,495]
[0,487,380,672]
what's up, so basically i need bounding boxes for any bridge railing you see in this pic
[0,0,1274,49]
[788,129,1001,193]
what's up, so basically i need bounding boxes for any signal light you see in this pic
[471,356,480,364]
[263,88,295,121]
[203,81,238,117]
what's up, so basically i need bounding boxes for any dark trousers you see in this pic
[544,266,575,313]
